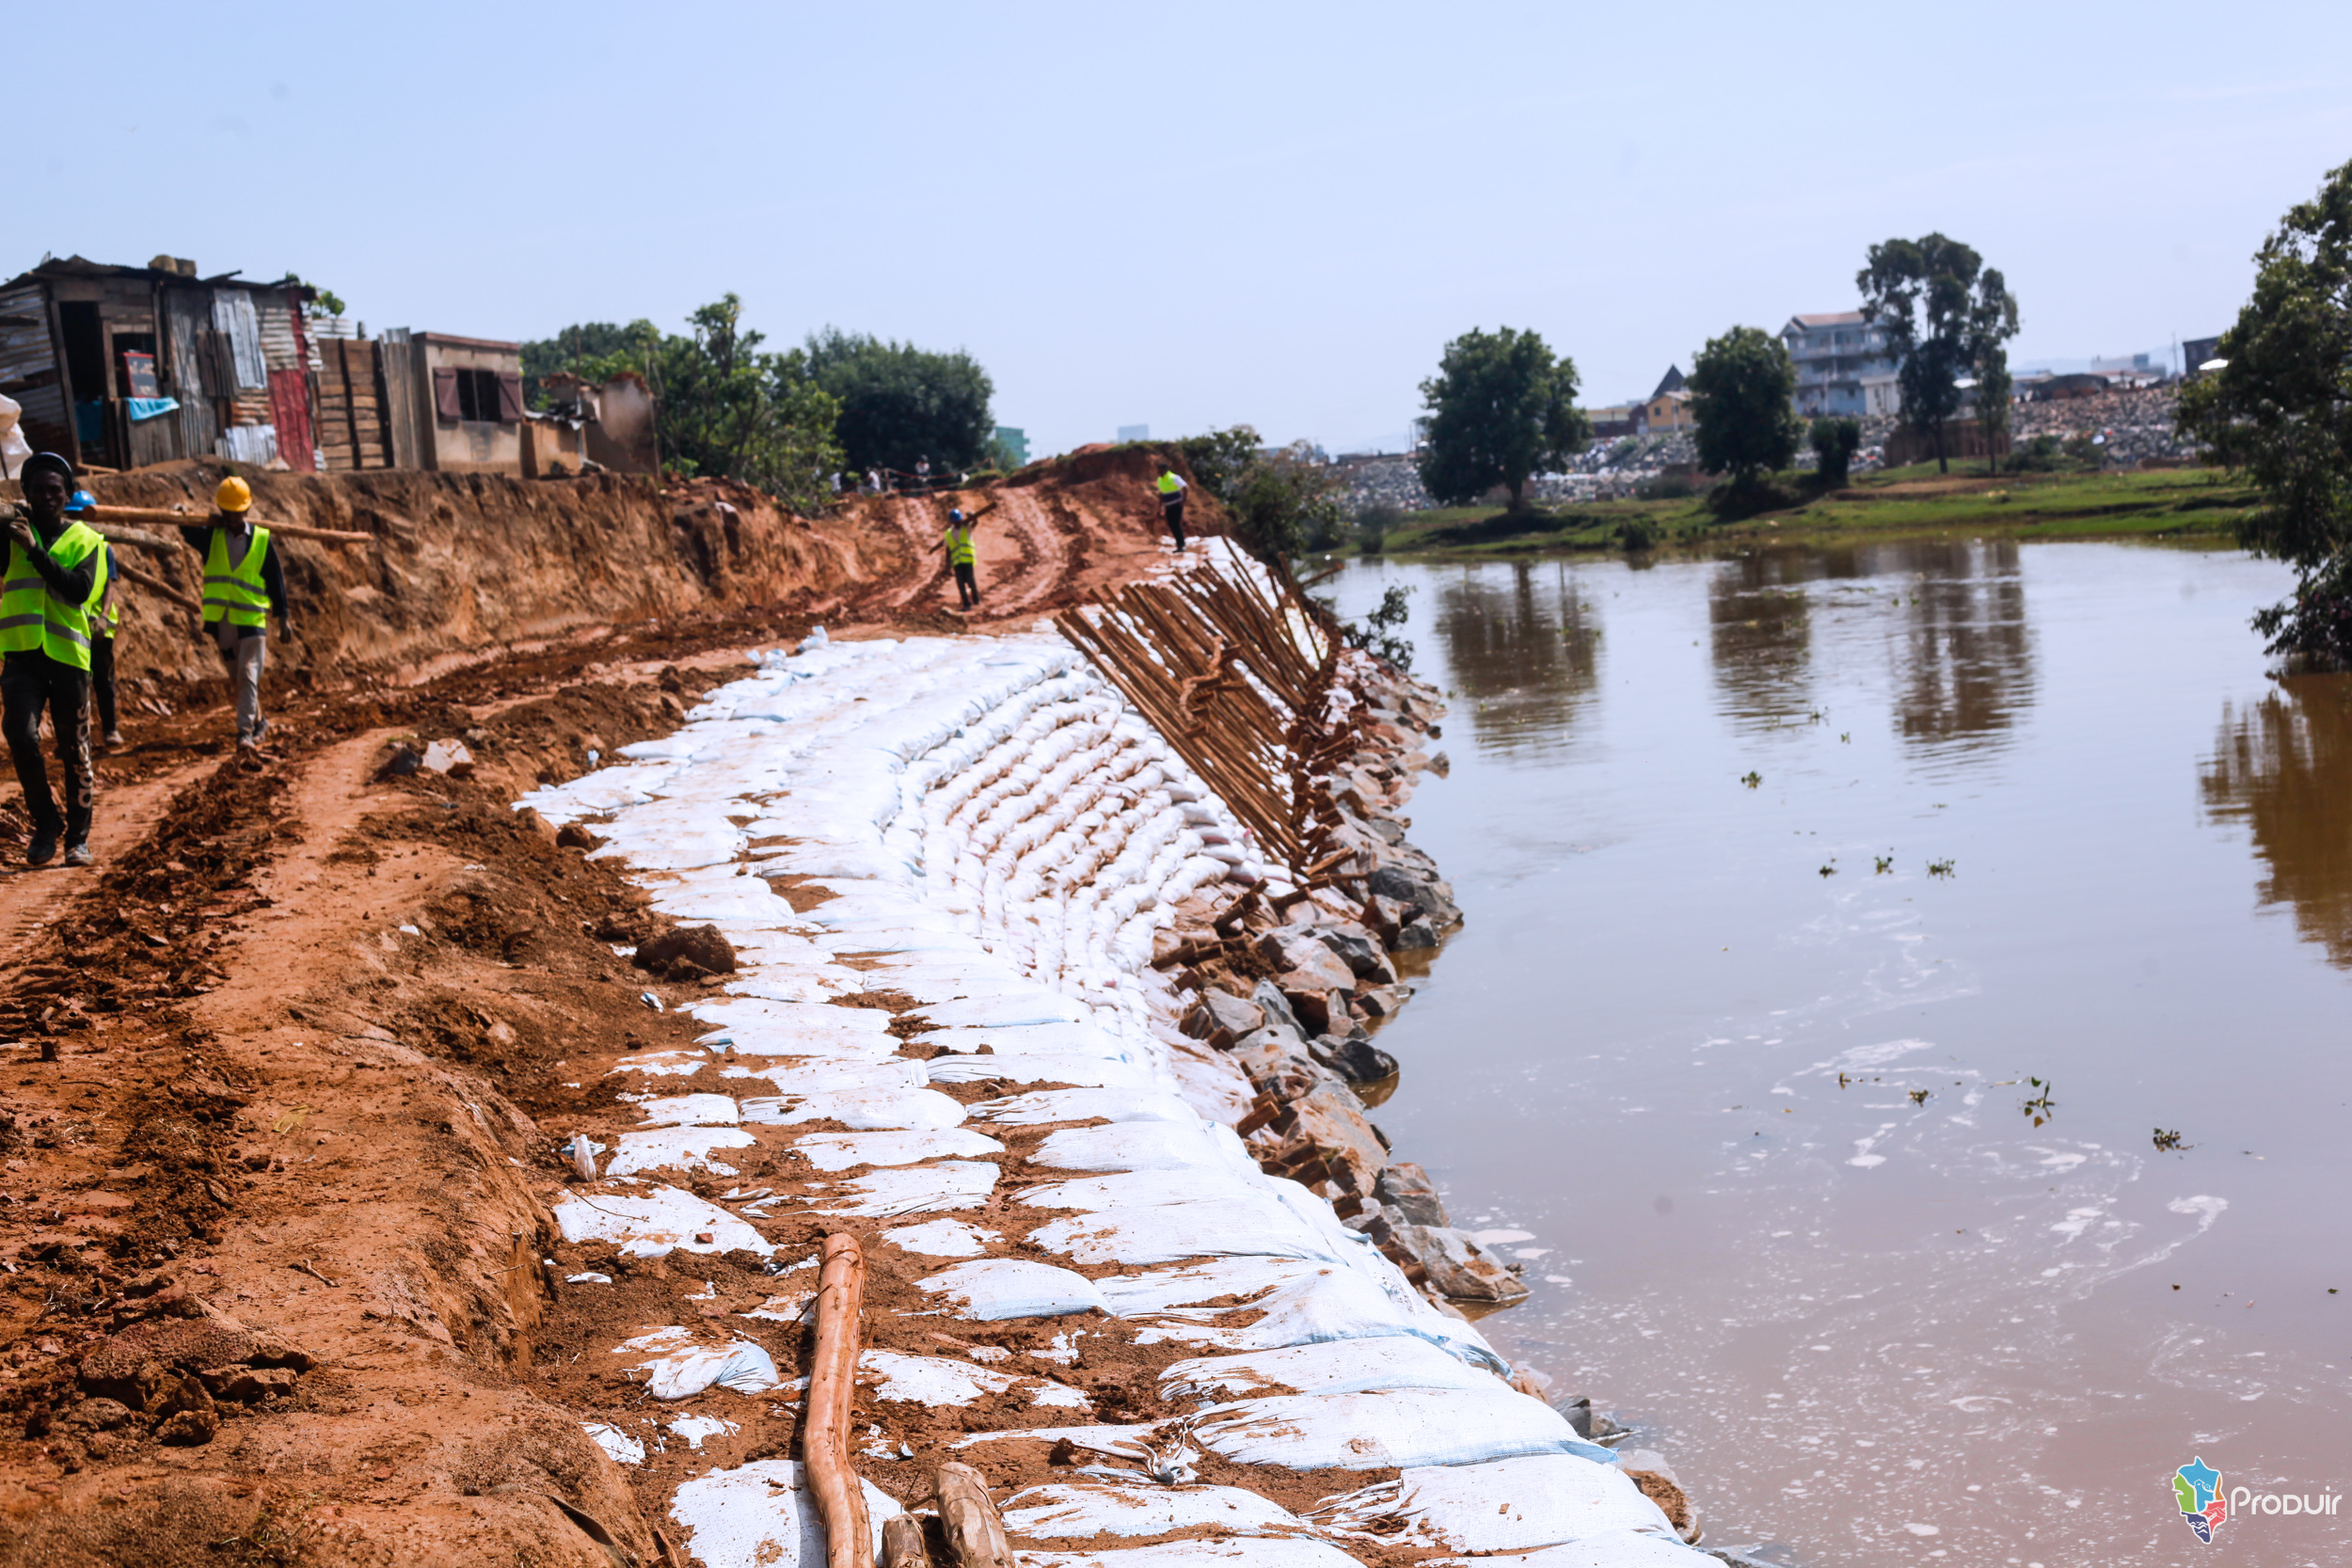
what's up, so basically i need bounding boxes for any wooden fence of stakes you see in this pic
[1055,560,1376,927]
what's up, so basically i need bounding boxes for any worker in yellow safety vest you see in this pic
[177,475,290,750]
[1155,463,1188,552]
[1,451,108,865]
[68,490,125,749]
[942,502,995,610]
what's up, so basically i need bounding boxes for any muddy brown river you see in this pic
[1328,542,2352,1567]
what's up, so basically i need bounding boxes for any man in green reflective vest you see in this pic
[178,475,288,750]
[1155,462,1188,552]
[941,503,994,610]
[2,452,107,865]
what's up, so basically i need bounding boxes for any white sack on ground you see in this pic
[604,1125,758,1177]
[1311,1455,1677,1552]
[633,1094,739,1127]
[880,1218,998,1257]
[971,1088,1200,1126]
[927,1053,1152,1089]
[1159,1336,1505,1402]
[1018,1540,1366,1568]
[790,1128,1004,1170]
[916,1259,1112,1321]
[860,1350,1089,1409]
[636,1339,782,1400]
[1002,1481,1308,1541]
[812,1161,1000,1216]
[1030,1121,1244,1174]
[669,1459,903,1568]
[740,1087,966,1131]
[1192,1389,1611,1470]
[1019,1171,1264,1213]
[553,1186,772,1258]
[1422,1533,1708,1568]
[1030,1197,1343,1266]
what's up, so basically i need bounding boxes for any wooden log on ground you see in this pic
[882,1514,932,1568]
[806,1231,871,1568]
[932,1462,1009,1568]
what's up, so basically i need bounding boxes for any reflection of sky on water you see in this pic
[1325,543,2352,1568]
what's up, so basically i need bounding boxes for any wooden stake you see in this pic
[932,1462,1009,1568]
[882,1514,932,1568]
[806,1231,870,1568]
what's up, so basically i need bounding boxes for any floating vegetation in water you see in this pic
[1875,855,1894,875]
[1740,771,1762,789]
[2022,1077,2058,1127]
[1840,732,1851,743]
[1819,862,1838,877]
[1908,1088,1931,1105]
[1927,858,1956,878]
[2153,1128,2192,1151]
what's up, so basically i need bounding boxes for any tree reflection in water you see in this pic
[1888,540,2035,750]
[1430,562,1600,758]
[2202,675,2352,967]
[1708,553,1819,730]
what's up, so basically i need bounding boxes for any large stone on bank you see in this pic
[1279,1083,1390,1196]
[1226,1025,1342,1101]
[1369,860,1461,928]
[1310,1035,1398,1086]
[1314,928,1396,985]
[1375,1161,1450,1227]
[1255,931,1358,995]
[1395,1224,1528,1304]
[1184,990,1265,1040]
[1251,982,1307,1037]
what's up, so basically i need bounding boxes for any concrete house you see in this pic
[1783,311,1900,419]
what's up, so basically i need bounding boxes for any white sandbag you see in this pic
[1311,1455,1676,1552]
[915,991,1090,1028]
[861,1350,1089,1410]
[791,1128,1005,1171]
[604,1125,757,1177]
[1019,1171,1264,1212]
[1422,1534,1706,1568]
[928,1053,1152,1089]
[1003,1482,1307,1542]
[607,1050,715,1079]
[814,1160,1000,1216]
[917,1259,1112,1321]
[1130,1265,1501,1371]
[1193,1388,1606,1470]
[880,1218,1000,1258]
[1020,1540,1365,1568]
[917,1022,1129,1057]
[634,1094,739,1127]
[1092,1258,1333,1315]
[1030,1121,1243,1174]
[669,1459,903,1568]
[669,1414,739,1449]
[691,997,894,1043]
[970,1088,1200,1127]
[1160,1336,1504,1402]
[581,1420,644,1465]
[1030,1197,1341,1267]
[636,1338,782,1400]
[740,1087,965,1131]
[744,1057,928,1092]
[553,1185,772,1257]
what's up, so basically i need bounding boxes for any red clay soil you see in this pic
[0,451,1253,1564]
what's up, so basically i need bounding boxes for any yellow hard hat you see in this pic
[215,475,253,514]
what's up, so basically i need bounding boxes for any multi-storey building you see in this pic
[1782,311,1900,419]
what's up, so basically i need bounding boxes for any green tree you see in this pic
[1415,327,1591,511]
[803,327,994,475]
[2179,157,2352,660]
[648,296,842,512]
[1228,440,1346,560]
[1809,417,1863,488]
[1975,346,2014,474]
[1688,325,1802,486]
[1858,234,2020,473]
[1175,426,1264,502]
[521,319,660,405]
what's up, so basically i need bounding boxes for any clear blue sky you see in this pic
[16,2,2351,456]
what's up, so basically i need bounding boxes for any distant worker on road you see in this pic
[65,492,125,749]
[1155,462,1188,552]
[1,451,107,865]
[179,476,290,751]
[915,455,932,490]
[942,502,996,610]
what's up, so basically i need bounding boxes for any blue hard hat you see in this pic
[68,490,96,514]
[949,508,965,522]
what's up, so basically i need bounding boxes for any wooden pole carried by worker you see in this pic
[84,503,376,546]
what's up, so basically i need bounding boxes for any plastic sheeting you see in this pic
[916,1259,1112,1320]
[1159,1336,1505,1402]
[790,1128,1004,1171]
[970,1088,1200,1127]
[552,1185,773,1258]
[813,1160,1000,1217]
[881,1219,999,1258]
[1030,1121,1243,1174]
[740,1087,965,1131]
[1309,1455,1677,1553]
[668,1459,903,1568]
[1030,1196,1343,1266]
[860,1350,1089,1410]
[604,1125,757,1177]
[635,1338,783,1400]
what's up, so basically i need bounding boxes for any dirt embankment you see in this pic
[40,445,1220,707]
[0,448,1237,1563]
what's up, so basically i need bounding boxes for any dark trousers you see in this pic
[953,562,979,609]
[2,652,94,843]
[90,634,117,736]
[1162,497,1186,549]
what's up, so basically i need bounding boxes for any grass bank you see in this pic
[1363,465,2258,558]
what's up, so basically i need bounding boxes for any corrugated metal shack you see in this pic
[0,254,321,472]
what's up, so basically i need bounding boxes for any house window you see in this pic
[454,368,501,422]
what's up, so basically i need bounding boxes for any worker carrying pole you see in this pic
[1155,462,1188,553]
[1,451,108,866]
[67,490,124,749]
[942,502,995,611]
[179,476,290,751]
